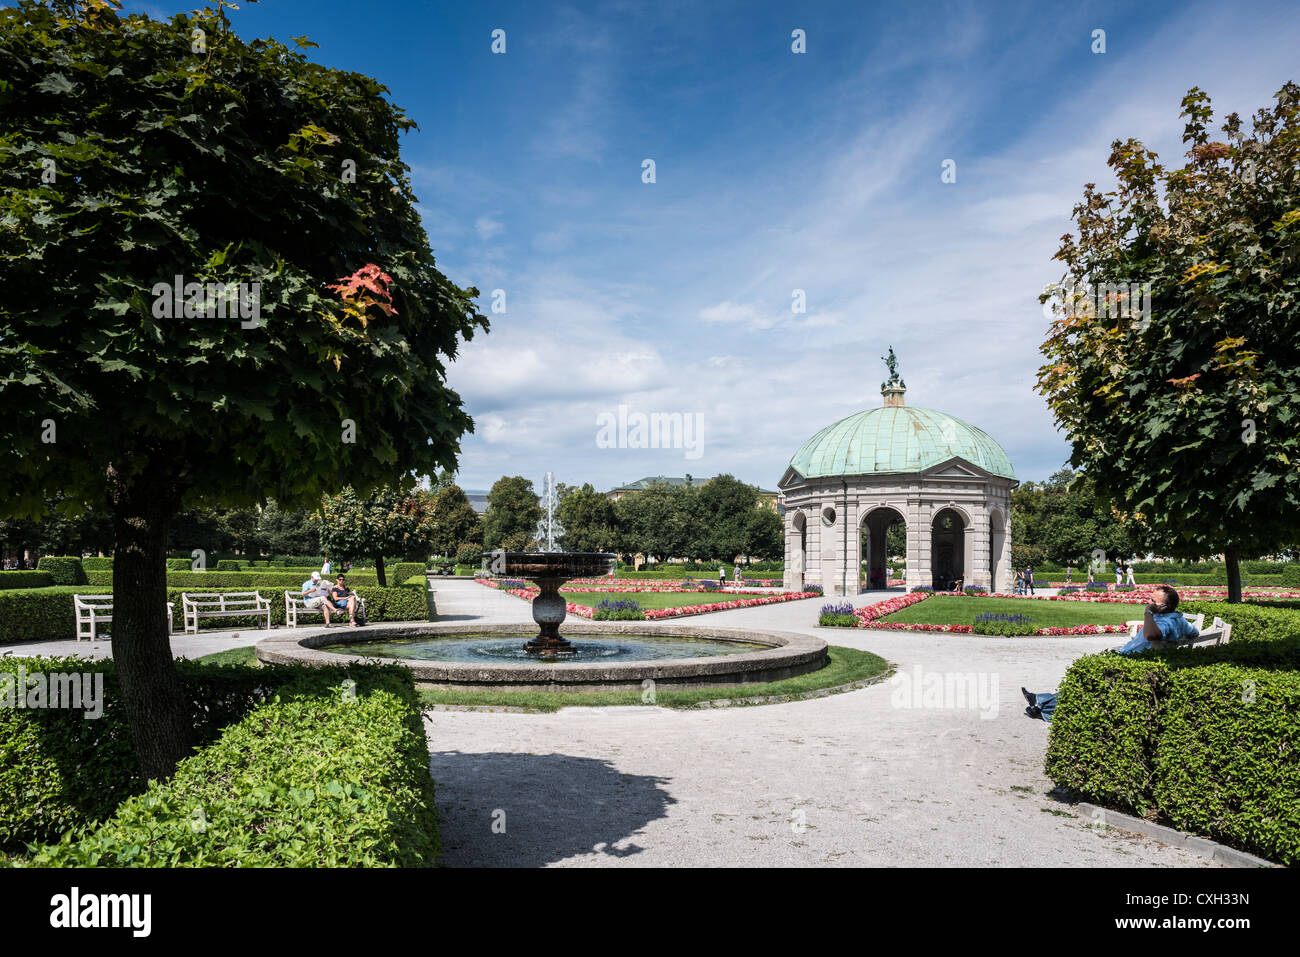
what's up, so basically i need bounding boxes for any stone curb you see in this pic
[1074,802,1278,868]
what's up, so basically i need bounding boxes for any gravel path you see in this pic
[425,580,1216,867]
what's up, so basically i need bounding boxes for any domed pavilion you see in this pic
[779,350,1017,595]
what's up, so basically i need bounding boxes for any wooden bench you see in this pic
[74,594,173,642]
[181,591,271,634]
[284,590,367,628]
[1123,613,1232,647]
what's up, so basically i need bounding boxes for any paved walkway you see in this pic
[424,580,1215,867]
[3,580,1211,867]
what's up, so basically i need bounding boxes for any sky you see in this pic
[109,0,1300,493]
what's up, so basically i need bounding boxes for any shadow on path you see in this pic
[429,750,675,867]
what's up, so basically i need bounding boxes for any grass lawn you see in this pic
[191,643,888,712]
[557,589,780,610]
[416,645,888,711]
[880,595,1141,628]
[191,646,260,666]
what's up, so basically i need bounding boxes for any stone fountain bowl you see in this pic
[502,551,616,579]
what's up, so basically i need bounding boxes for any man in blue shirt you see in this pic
[301,570,336,626]
[1023,586,1198,721]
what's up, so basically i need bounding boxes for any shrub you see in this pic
[0,584,429,643]
[1044,653,1165,814]
[80,557,113,570]
[818,601,858,627]
[25,664,439,867]
[389,562,425,586]
[35,557,85,586]
[455,543,483,568]
[0,570,54,590]
[166,558,193,570]
[214,560,242,571]
[1,655,311,850]
[971,612,1037,636]
[592,599,645,621]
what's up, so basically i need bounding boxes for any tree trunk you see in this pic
[1225,548,1242,604]
[375,553,387,587]
[108,464,193,781]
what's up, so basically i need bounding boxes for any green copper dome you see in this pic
[786,406,1016,481]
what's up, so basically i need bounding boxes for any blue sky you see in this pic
[113,0,1300,492]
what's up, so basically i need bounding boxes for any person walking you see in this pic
[1125,563,1136,586]
[1025,566,1035,595]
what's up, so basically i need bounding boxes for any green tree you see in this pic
[257,500,322,557]
[1038,84,1300,602]
[319,485,433,585]
[482,476,541,551]
[614,484,691,563]
[426,484,481,558]
[556,482,619,553]
[745,507,784,562]
[0,2,485,776]
[697,474,758,562]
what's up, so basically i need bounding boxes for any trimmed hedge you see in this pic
[85,569,386,588]
[1045,603,1300,865]
[0,584,429,643]
[80,557,113,571]
[25,664,438,867]
[0,570,54,590]
[35,557,86,586]
[214,560,242,571]
[1,655,313,850]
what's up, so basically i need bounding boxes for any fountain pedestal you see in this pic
[500,551,617,656]
[525,576,573,655]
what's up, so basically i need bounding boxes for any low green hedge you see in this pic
[1,656,314,850]
[35,557,86,586]
[80,557,113,570]
[214,560,242,571]
[0,571,54,590]
[85,569,386,588]
[1045,604,1300,865]
[26,664,438,867]
[0,584,429,643]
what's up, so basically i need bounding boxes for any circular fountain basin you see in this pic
[255,620,828,692]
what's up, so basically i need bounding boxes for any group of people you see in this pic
[717,565,743,585]
[300,563,361,627]
[1023,585,1197,721]
[1012,566,1036,594]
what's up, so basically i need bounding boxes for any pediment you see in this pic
[778,466,806,489]
[920,457,993,480]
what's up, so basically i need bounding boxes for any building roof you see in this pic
[785,406,1016,481]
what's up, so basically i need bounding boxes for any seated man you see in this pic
[328,573,359,627]
[1022,585,1197,722]
[301,570,335,626]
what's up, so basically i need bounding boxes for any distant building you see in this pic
[606,475,781,510]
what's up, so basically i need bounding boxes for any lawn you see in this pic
[192,643,890,712]
[558,589,774,610]
[880,595,1141,628]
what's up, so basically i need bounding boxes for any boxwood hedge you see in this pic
[35,557,86,586]
[83,566,428,589]
[0,583,430,643]
[1,656,312,850]
[0,570,54,590]
[1045,602,1300,865]
[24,664,438,867]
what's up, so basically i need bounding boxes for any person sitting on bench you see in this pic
[301,570,336,626]
[328,573,359,628]
[1022,586,1197,721]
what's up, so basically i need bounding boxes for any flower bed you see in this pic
[853,591,1130,635]
[475,578,820,620]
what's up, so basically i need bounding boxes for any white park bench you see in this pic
[284,589,367,628]
[73,594,173,642]
[1124,612,1232,647]
[181,591,271,634]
